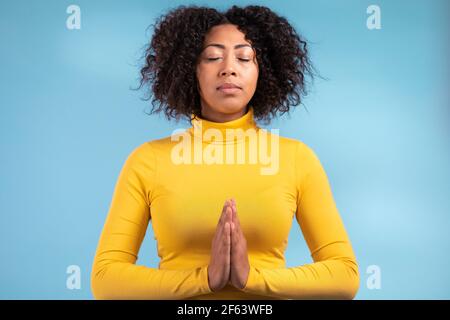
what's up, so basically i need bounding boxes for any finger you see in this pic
[217,202,230,235]
[229,201,238,226]
[218,222,228,254]
[222,200,230,217]
[224,222,231,257]
[214,217,224,243]
[231,202,236,223]
[225,206,232,225]
[218,206,232,242]
[224,222,231,246]
[219,200,230,225]
[233,205,240,227]
[230,222,238,245]
[233,211,244,240]
[217,214,230,248]
[229,201,241,239]
[231,199,236,214]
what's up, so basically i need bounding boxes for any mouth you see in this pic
[216,83,242,94]
[217,87,242,94]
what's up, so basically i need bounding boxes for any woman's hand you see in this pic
[207,200,233,292]
[229,198,250,290]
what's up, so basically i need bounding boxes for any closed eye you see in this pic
[207,58,250,62]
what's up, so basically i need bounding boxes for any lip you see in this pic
[217,83,242,94]
[217,87,241,94]
[217,83,241,90]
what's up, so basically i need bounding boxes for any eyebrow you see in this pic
[203,43,252,50]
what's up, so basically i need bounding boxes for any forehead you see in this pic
[203,24,252,49]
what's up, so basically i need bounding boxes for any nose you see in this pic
[220,56,237,77]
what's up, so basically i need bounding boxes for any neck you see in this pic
[189,105,258,145]
[200,105,249,123]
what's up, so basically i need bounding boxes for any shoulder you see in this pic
[128,135,175,156]
[275,135,323,174]
[125,134,183,164]
[254,128,320,161]
[121,140,160,170]
[271,134,317,159]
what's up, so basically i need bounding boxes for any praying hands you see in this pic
[207,198,250,292]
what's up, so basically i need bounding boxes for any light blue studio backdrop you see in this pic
[0,0,449,299]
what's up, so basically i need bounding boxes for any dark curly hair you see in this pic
[135,5,320,125]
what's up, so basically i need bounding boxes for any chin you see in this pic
[216,104,247,114]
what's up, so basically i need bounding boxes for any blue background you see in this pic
[0,0,449,299]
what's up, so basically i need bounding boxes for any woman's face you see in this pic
[196,24,259,122]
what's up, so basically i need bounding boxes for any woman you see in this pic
[91,5,360,300]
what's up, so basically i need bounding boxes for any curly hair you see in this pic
[136,5,319,125]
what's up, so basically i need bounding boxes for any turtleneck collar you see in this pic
[188,106,259,145]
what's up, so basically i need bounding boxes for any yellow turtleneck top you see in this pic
[90,107,360,300]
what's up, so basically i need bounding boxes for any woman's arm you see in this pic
[240,141,360,299]
[90,143,212,299]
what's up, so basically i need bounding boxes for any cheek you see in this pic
[197,67,214,86]
[246,68,259,90]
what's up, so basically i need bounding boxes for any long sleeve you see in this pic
[90,143,213,299]
[240,142,360,299]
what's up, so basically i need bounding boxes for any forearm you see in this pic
[240,258,359,300]
[91,259,212,299]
